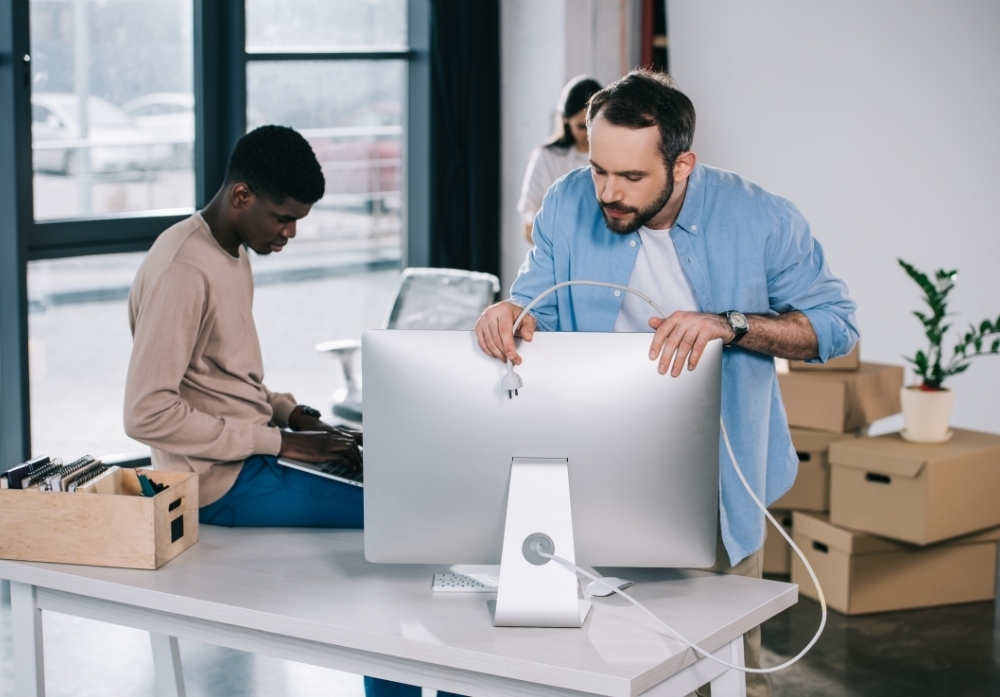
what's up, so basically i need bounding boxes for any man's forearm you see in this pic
[740,311,818,360]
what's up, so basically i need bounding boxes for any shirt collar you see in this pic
[673,162,706,235]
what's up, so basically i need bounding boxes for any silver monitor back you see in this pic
[363,330,721,568]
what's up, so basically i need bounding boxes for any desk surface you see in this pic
[0,528,797,697]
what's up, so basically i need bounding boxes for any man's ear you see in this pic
[673,151,698,183]
[229,183,255,210]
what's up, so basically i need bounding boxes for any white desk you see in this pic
[0,527,797,697]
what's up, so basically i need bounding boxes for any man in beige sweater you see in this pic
[125,125,364,527]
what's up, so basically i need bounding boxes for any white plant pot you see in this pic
[900,386,955,443]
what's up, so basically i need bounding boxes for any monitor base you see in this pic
[493,458,591,628]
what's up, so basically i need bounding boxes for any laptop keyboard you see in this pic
[317,461,363,483]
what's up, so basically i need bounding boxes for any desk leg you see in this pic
[708,636,746,697]
[150,633,187,697]
[10,582,45,697]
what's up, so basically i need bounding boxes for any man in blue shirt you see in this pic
[476,71,857,696]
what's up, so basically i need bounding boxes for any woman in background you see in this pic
[517,75,602,244]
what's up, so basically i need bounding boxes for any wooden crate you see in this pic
[0,469,198,569]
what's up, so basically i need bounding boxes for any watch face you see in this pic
[730,312,749,331]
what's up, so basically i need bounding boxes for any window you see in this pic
[242,2,414,426]
[29,0,195,221]
[27,254,400,458]
[246,60,404,265]
[245,0,406,49]
[28,253,146,457]
[9,1,428,464]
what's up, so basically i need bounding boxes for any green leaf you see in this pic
[900,259,937,298]
[951,363,970,375]
[981,320,992,334]
[991,339,999,353]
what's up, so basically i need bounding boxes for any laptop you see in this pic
[276,455,363,488]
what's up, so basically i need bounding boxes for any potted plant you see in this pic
[898,259,999,442]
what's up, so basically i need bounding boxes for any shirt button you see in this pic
[629,240,637,247]
[614,290,621,297]
[691,225,698,231]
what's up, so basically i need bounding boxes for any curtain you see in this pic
[428,0,501,277]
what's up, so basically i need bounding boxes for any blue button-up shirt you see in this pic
[510,163,858,565]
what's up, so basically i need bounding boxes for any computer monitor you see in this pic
[362,329,723,626]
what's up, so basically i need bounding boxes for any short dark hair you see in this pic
[587,70,696,166]
[225,125,326,204]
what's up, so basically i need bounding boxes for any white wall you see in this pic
[500,0,642,293]
[670,1,1000,434]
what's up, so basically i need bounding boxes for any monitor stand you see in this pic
[493,458,593,627]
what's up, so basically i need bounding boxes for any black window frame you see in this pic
[0,0,430,467]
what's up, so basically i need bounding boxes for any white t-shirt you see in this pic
[613,226,699,332]
[517,145,590,226]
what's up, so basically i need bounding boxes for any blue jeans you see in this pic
[199,455,364,527]
[200,456,464,697]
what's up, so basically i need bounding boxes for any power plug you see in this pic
[503,362,522,399]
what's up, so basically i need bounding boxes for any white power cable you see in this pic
[508,280,828,674]
[535,418,826,674]
[510,280,669,336]
[501,281,669,398]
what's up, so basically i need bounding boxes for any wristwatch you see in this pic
[722,311,749,345]
[291,404,321,430]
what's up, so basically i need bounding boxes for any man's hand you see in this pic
[279,430,362,470]
[648,311,735,377]
[475,301,538,365]
[294,414,363,447]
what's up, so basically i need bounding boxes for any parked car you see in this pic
[121,92,194,169]
[31,92,171,175]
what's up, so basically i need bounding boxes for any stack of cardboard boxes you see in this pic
[764,345,1000,615]
[764,345,904,575]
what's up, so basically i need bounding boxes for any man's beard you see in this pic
[598,169,674,235]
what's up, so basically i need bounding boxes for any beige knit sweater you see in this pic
[125,213,296,506]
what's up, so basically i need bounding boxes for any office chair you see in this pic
[316,267,500,423]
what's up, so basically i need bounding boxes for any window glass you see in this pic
[29,0,195,221]
[28,253,399,461]
[245,0,406,50]
[247,60,404,266]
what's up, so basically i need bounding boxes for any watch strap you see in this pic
[723,311,749,346]
[291,404,321,430]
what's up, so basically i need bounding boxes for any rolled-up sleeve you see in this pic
[766,201,859,362]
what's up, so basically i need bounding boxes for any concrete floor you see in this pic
[759,582,1000,696]
[1,576,996,696]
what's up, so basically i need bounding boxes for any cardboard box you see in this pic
[0,469,198,569]
[778,362,904,433]
[763,510,793,575]
[829,429,1000,545]
[772,428,858,511]
[790,343,860,372]
[791,512,999,615]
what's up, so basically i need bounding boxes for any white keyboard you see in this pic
[431,573,500,592]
